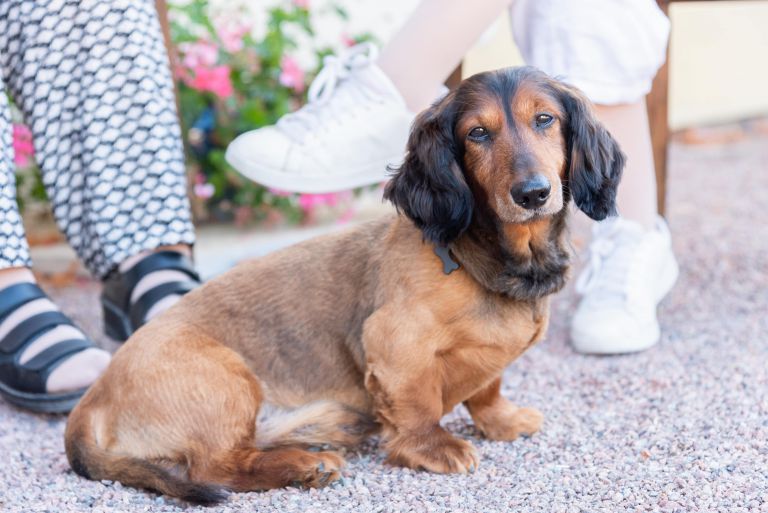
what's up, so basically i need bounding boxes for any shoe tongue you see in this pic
[351,64,406,106]
[596,217,644,242]
[578,218,646,302]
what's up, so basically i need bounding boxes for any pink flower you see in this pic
[179,40,218,69]
[297,191,350,212]
[293,0,310,9]
[341,34,356,48]
[194,182,215,199]
[12,124,34,167]
[268,187,294,198]
[216,20,250,53]
[336,207,356,224]
[187,65,234,99]
[279,56,305,93]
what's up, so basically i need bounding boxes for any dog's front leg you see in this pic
[362,312,479,474]
[463,377,543,441]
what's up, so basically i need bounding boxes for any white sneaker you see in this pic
[226,43,421,193]
[570,216,679,354]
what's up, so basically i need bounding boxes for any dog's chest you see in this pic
[439,298,549,410]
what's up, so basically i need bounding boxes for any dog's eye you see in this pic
[468,127,490,141]
[535,113,555,128]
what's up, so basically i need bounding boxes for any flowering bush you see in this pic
[170,0,373,225]
[8,1,369,228]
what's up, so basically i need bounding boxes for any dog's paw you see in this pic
[293,451,346,488]
[386,428,480,474]
[476,405,543,441]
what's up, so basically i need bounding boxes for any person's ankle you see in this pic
[114,245,197,323]
[118,245,193,274]
[0,267,36,290]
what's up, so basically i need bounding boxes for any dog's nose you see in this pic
[511,175,551,209]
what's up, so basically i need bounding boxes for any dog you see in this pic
[65,66,624,504]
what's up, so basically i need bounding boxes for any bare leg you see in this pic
[378,0,512,112]
[594,101,658,230]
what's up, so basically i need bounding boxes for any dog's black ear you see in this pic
[384,93,473,245]
[557,83,625,220]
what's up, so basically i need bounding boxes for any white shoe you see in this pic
[226,43,421,193]
[570,216,679,354]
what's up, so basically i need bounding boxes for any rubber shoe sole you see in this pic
[225,144,397,194]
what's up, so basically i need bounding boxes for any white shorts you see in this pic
[509,0,670,104]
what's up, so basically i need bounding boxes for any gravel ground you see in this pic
[2,127,767,513]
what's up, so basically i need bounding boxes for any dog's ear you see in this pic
[384,92,474,245]
[556,83,625,220]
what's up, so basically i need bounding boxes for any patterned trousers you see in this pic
[0,0,195,279]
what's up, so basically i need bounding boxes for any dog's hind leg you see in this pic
[255,400,377,449]
[195,445,346,491]
[66,322,350,500]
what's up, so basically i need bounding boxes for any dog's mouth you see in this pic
[512,199,564,223]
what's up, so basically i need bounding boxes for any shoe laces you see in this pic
[575,218,648,308]
[277,42,382,142]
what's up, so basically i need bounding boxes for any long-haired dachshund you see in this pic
[65,67,623,504]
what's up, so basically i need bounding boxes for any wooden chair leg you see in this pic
[647,0,671,217]
[155,0,173,67]
[154,0,182,121]
[445,63,463,90]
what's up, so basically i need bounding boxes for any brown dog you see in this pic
[65,67,624,504]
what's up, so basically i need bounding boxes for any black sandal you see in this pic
[100,251,201,342]
[0,282,97,413]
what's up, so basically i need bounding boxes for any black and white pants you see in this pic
[0,0,195,279]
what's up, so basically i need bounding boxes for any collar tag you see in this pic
[434,245,460,275]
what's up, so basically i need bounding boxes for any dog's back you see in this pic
[179,215,393,404]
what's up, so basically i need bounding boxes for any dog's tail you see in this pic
[65,420,227,505]
[256,400,377,449]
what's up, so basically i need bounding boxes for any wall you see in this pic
[461,1,768,129]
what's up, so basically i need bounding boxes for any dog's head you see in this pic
[385,66,625,245]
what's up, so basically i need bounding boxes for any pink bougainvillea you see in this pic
[12,124,34,167]
[278,56,305,93]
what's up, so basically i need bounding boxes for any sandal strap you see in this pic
[123,251,200,300]
[0,311,73,354]
[129,280,197,329]
[0,282,47,321]
[6,339,96,394]
[24,338,94,371]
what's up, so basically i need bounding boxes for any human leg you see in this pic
[510,0,677,353]
[227,0,512,193]
[0,77,109,411]
[0,0,199,344]
[378,0,513,113]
